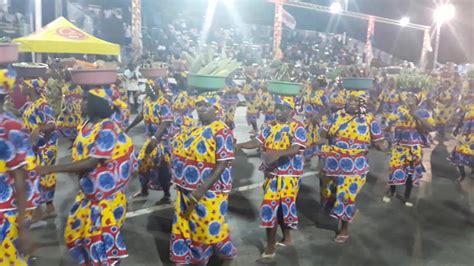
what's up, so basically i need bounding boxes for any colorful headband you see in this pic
[274,95,296,109]
[399,90,421,102]
[346,90,367,99]
[195,92,222,111]
[0,67,16,94]
[23,78,47,95]
[89,85,127,110]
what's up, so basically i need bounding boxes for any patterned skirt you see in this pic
[0,210,29,266]
[434,105,457,131]
[260,175,300,229]
[64,192,127,266]
[57,114,82,140]
[389,145,424,185]
[138,138,171,190]
[320,174,366,222]
[170,188,236,264]
[448,134,474,168]
[37,143,58,203]
[304,121,322,159]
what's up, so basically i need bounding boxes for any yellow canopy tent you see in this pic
[13,17,120,56]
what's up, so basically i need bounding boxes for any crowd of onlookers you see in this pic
[0,5,29,38]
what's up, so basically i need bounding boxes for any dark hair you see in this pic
[87,93,114,120]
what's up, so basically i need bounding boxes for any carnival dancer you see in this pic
[433,79,460,138]
[126,80,173,204]
[111,82,130,129]
[0,68,39,265]
[327,80,346,113]
[39,86,137,266]
[221,80,240,130]
[169,73,196,137]
[448,79,474,182]
[302,78,330,160]
[237,95,306,259]
[377,77,402,143]
[169,93,237,264]
[20,78,59,221]
[242,76,260,135]
[56,81,83,141]
[319,88,387,243]
[260,82,276,127]
[382,88,435,206]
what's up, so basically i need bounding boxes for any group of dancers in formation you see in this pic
[1,63,473,265]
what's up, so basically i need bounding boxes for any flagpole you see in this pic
[273,0,284,56]
[342,0,348,45]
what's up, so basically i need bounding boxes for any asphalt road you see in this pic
[28,107,474,266]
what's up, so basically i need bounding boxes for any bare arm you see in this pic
[373,139,389,152]
[12,168,28,226]
[236,139,260,150]
[39,157,102,176]
[185,160,230,217]
[13,168,36,255]
[154,121,172,140]
[413,113,435,133]
[38,121,56,134]
[125,113,143,133]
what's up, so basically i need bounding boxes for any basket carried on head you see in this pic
[70,69,118,85]
[342,78,374,90]
[187,73,227,92]
[13,63,49,78]
[141,68,168,79]
[0,43,19,65]
[267,80,302,96]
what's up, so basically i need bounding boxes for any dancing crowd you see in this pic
[1,50,473,266]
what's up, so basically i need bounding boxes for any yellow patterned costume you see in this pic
[242,82,260,124]
[302,89,328,158]
[138,95,173,190]
[0,109,41,266]
[21,92,58,204]
[170,95,236,264]
[256,96,307,229]
[449,102,474,167]
[386,104,435,185]
[66,116,137,266]
[320,104,383,222]
[56,83,83,140]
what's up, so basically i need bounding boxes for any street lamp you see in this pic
[433,4,455,67]
[434,4,455,24]
[330,2,342,13]
[399,17,410,27]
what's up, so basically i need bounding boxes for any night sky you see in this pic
[20,0,473,64]
[238,0,474,64]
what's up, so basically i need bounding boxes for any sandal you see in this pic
[256,252,276,263]
[132,190,149,199]
[382,196,392,203]
[275,241,293,248]
[334,234,350,243]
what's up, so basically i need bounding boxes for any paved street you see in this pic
[29,107,474,266]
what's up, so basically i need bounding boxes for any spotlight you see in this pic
[434,4,455,24]
[399,17,410,27]
[330,2,342,13]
